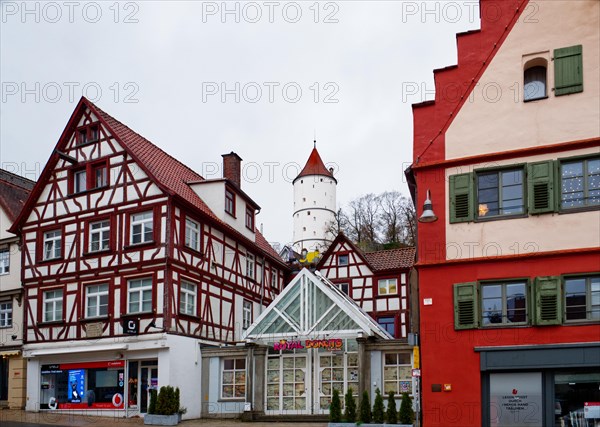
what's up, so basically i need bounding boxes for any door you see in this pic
[0,357,8,401]
[140,365,158,413]
[314,350,359,415]
[265,354,310,414]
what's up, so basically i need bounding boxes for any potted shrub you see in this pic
[344,388,356,423]
[144,386,180,425]
[330,389,342,423]
[386,391,398,424]
[399,392,414,425]
[372,388,385,423]
[359,390,372,424]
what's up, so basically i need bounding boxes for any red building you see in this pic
[407,1,600,426]
[10,97,288,418]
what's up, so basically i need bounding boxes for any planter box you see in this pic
[329,424,412,427]
[144,414,179,426]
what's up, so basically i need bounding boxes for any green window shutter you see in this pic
[449,173,473,223]
[534,276,562,326]
[454,282,478,330]
[527,160,556,214]
[555,45,583,96]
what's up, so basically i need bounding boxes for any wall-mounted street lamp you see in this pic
[418,190,438,223]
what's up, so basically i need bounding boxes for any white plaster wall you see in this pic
[207,356,245,416]
[446,0,600,159]
[293,174,336,251]
[445,147,600,260]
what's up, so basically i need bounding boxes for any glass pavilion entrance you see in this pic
[243,269,392,415]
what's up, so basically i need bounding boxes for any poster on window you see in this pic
[489,372,542,426]
[68,369,85,403]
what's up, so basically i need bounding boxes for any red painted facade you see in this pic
[409,1,600,426]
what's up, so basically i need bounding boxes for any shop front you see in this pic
[201,269,416,419]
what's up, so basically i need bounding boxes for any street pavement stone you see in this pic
[0,410,328,427]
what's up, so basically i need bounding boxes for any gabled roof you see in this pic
[9,97,285,266]
[293,146,336,184]
[0,169,34,226]
[244,268,392,340]
[316,232,415,272]
[364,247,416,271]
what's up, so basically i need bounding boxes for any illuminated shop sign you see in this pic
[273,339,343,351]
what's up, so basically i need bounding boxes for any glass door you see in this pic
[140,363,158,413]
[315,350,359,415]
[265,354,309,414]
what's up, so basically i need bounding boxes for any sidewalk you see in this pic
[0,410,328,427]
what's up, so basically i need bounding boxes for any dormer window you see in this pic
[245,206,255,231]
[524,59,547,101]
[76,123,100,145]
[225,189,236,217]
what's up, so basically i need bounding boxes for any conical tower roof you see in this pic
[293,146,336,184]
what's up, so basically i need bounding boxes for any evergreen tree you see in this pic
[359,390,372,423]
[386,391,398,424]
[330,389,342,422]
[399,392,414,424]
[148,389,157,415]
[344,388,357,422]
[372,388,385,423]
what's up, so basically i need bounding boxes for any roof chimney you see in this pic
[222,152,243,188]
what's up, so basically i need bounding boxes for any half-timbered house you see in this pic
[10,97,288,418]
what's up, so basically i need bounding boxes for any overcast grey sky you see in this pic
[1,1,480,247]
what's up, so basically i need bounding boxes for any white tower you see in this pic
[293,143,337,253]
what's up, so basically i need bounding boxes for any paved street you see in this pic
[0,410,328,427]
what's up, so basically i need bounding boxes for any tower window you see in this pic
[307,211,310,215]
[303,227,306,231]
[301,180,303,184]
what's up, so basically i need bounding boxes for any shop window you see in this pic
[337,254,349,266]
[221,358,246,399]
[43,289,63,322]
[564,275,600,321]
[383,353,412,395]
[560,157,600,210]
[85,284,109,318]
[481,281,528,326]
[184,218,201,252]
[245,206,255,230]
[89,220,110,252]
[225,189,236,216]
[40,361,125,410]
[266,355,308,411]
[318,353,358,410]
[130,211,153,245]
[554,371,600,425]
[246,254,255,279]
[179,281,197,316]
[0,248,9,274]
[378,278,398,296]
[524,63,547,101]
[554,45,583,96]
[0,301,12,327]
[242,300,252,330]
[378,316,396,336]
[127,278,152,314]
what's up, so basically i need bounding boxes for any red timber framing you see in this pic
[10,97,289,347]
[316,233,415,339]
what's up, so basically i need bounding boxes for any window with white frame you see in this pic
[90,220,110,252]
[561,157,600,209]
[383,353,412,395]
[565,275,600,321]
[246,254,254,279]
[221,358,246,399]
[86,284,109,318]
[43,289,63,322]
[0,248,9,274]
[43,230,62,260]
[185,218,201,251]
[337,254,349,266]
[0,301,12,327]
[242,300,252,330]
[127,278,152,313]
[180,281,197,316]
[378,278,398,295]
[130,211,153,245]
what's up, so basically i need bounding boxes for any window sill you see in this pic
[38,321,64,326]
[80,316,110,323]
[474,213,528,223]
[563,319,600,326]
[83,249,112,256]
[559,205,600,215]
[480,323,529,329]
[0,325,14,329]
[225,211,236,219]
[0,272,9,276]
[182,245,203,257]
[124,241,156,250]
[121,311,153,318]
[74,139,99,148]
[38,257,64,264]
[69,186,109,197]
[524,96,548,103]
[217,398,245,403]
[178,312,200,321]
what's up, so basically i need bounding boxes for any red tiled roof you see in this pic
[0,169,34,225]
[364,247,416,271]
[88,102,284,264]
[293,147,335,183]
